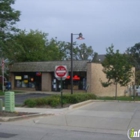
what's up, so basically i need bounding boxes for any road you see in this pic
[0,93,51,105]
[0,123,127,140]
[1,101,140,140]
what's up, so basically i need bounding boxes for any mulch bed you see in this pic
[0,104,71,117]
[34,104,71,108]
[0,111,35,117]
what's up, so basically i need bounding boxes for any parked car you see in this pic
[125,85,140,96]
[135,85,140,96]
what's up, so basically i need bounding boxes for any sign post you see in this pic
[55,65,67,107]
[60,78,63,107]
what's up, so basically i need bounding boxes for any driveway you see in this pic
[36,101,140,137]
[0,93,51,105]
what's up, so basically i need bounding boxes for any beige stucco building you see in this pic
[9,61,135,97]
[87,63,135,96]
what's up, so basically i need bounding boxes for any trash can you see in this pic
[6,82,11,90]
[5,91,15,112]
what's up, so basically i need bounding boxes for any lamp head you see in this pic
[77,33,85,40]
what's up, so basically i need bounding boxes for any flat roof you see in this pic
[9,60,89,72]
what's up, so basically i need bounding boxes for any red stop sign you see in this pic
[55,65,67,78]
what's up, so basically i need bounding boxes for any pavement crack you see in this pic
[39,133,51,140]
[127,107,138,130]
[64,114,69,126]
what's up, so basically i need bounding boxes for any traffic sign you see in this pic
[55,65,67,80]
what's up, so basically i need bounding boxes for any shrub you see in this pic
[24,93,96,107]
[24,99,37,107]
[35,98,47,106]
[46,96,60,107]
[62,94,77,104]
[49,98,60,107]
[62,93,96,104]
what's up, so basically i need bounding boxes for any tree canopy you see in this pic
[2,29,97,62]
[101,45,133,99]
[58,42,95,61]
[0,0,20,47]
[0,1,97,63]
[3,30,64,62]
[126,43,140,67]
[126,43,140,84]
[73,43,94,60]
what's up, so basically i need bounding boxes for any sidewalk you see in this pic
[0,100,93,122]
[14,100,93,114]
[0,106,69,122]
[14,107,68,115]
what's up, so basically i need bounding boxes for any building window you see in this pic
[14,74,36,88]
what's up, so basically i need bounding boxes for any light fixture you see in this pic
[76,33,85,40]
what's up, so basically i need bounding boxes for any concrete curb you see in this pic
[0,113,53,122]
[68,99,140,110]
[69,100,93,109]
[93,100,140,103]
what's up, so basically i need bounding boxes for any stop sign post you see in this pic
[55,65,67,107]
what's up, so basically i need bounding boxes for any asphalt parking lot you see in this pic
[0,93,51,105]
[2,101,139,140]
[36,101,140,136]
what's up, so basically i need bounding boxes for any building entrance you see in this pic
[51,72,86,91]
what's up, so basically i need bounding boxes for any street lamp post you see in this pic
[70,33,84,94]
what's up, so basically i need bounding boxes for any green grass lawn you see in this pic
[0,91,4,96]
[97,96,140,101]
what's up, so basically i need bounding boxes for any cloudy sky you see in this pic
[13,0,140,54]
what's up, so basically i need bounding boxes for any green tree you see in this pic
[59,42,95,60]
[0,0,20,81]
[126,43,140,84]
[46,38,65,61]
[3,30,63,62]
[74,43,94,60]
[57,42,75,60]
[0,0,20,47]
[126,43,140,64]
[101,45,133,99]
[92,52,101,63]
